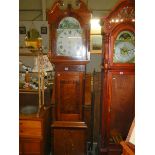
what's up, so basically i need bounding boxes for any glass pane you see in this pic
[56,17,86,57]
[113,31,135,63]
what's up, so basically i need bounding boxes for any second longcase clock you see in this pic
[100,0,135,155]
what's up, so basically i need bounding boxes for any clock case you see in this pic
[102,0,135,70]
[48,0,91,121]
[100,0,135,155]
[48,1,91,155]
[48,0,91,65]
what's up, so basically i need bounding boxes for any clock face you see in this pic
[57,29,84,57]
[113,31,135,63]
[56,17,85,57]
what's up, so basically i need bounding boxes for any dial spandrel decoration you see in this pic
[56,17,85,57]
[114,31,135,63]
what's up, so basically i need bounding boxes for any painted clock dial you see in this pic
[56,17,85,57]
[113,31,135,63]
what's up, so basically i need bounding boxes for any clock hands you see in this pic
[120,48,135,55]
[126,49,135,52]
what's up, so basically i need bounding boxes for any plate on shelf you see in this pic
[20,105,38,115]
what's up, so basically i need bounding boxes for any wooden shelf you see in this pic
[19,88,39,94]
[19,71,39,74]
[19,47,46,56]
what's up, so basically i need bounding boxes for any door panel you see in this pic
[109,71,135,144]
[56,72,84,121]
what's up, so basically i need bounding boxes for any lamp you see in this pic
[32,54,53,109]
[32,55,53,72]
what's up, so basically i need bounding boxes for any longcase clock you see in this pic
[48,1,91,155]
[100,0,135,155]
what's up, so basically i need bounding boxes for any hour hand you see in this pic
[120,48,135,52]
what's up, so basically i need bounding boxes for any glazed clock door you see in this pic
[107,70,135,146]
[113,31,135,63]
[56,72,84,121]
[56,17,85,58]
[109,28,135,69]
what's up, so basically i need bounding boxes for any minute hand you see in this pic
[127,49,135,52]
[120,48,135,52]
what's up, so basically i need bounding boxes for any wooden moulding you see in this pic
[51,121,87,129]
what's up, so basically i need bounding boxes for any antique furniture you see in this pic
[100,0,135,155]
[120,118,135,155]
[19,48,45,112]
[48,0,91,154]
[120,142,135,155]
[19,48,52,155]
[19,107,51,155]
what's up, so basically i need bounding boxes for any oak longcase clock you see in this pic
[48,1,91,155]
[100,0,135,155]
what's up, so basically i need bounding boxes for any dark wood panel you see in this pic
[53,128,86,155]
[60,80,80,114]
[83,105,91,140]
[55,65,85,72]
[22,139,42,153]
[93,72,102,142]
[19,142,22,154]
[100,70,135,154]
[110,74,135,142]
[19,88,52,110]
[85,73,91,106]
[19,93,39,108]
[100,144,122,155]
[56,72,84,121]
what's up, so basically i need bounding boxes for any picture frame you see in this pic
[41,26,47,34]
[19,26,26,34]
[90,34,102,54]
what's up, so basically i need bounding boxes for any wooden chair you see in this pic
[120,141,135,155]
[120,118,135,155]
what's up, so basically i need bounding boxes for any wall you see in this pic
[86,54,102,73]
[19,0,115,73]
[19,21,49,53]
[19,0,119,20]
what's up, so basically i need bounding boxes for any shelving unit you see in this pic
[19,47,45,115]
[19,47,52,155]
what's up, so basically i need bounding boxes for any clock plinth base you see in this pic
[52,121,87,155]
